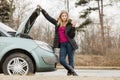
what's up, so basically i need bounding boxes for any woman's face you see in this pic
[60,13,68,22]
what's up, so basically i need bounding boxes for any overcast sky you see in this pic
[31,0,120,22]
[22,0,120,34]
[31,0,80,20]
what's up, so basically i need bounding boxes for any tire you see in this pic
[2,52,34,75]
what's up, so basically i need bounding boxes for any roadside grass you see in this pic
[57,49,120,68]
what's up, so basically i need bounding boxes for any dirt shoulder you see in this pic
[0,75,120,80]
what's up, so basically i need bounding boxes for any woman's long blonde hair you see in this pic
[57,10,69,26]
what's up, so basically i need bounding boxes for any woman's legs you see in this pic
[59,42,67,69]
[67,42,74,68]
[59,42,78,76]
[66,42,75,75]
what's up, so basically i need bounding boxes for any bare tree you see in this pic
[97,0,106,54]
[0,0,10,23]
[13,0,32,29]
[8,0,15,26]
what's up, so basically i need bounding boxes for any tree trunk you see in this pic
[97,0,105,54]
[9,0,15,28]
[67,0,69,12]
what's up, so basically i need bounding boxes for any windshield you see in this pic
[7,31,33,39]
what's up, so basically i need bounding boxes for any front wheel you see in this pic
[2,52,35,75]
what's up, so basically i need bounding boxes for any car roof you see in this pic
[0,22,16,32]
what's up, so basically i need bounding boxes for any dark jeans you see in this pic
[59,42,74,69]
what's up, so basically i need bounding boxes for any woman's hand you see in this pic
[37,5,42,10]
[71,20,76,27]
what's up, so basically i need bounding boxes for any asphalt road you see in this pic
[36,69,120,77]
[0,69,120,80]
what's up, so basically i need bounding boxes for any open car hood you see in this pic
[15,7,40,37]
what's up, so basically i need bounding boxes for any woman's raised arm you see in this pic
[37,5,57,25]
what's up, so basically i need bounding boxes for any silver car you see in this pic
[0,7,58,75]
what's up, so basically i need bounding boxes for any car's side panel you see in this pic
[0,37,38,61]
[30,47,57,72]
[0,37,57,72]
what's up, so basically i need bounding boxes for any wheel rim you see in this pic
[7,57,29,75]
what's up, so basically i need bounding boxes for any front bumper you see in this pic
[42,55,58,65]
[31,46,58,72]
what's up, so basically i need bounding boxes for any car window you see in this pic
[0,32,2,36]
[0,31,6,37]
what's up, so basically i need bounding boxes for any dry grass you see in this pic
[74,54,105,66]
[58,48,120,67]
[104,49,120,66]
[74,48,120,67]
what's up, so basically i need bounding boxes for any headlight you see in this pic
[34,40,53,52]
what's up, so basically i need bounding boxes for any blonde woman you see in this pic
[39,5,78,76]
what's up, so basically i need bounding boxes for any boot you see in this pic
[66,65,78,76]
[67,71,72,76]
